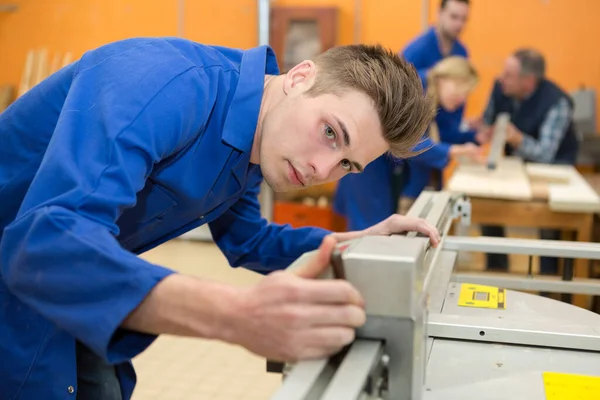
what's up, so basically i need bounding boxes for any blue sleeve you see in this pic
[402,43,429,87]
[409,137,451,170]
[0,59,210,364]
[208,172,331,275]
[441,108,477,144]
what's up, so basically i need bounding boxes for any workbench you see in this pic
[446,158,600,309]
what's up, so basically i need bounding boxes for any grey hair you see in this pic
[513,49,545,80]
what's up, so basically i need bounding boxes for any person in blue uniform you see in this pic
[476,49,580,273]
[0,37,441,399]
[333,0,481,230]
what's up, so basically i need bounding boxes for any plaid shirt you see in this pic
[483,96,572,163]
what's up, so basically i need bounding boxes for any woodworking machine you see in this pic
[268,190,600,400]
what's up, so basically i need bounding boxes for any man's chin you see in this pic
[261,174,290,193]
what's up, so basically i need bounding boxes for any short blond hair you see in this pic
[426,56,478,103]
[305,44,436,159]
[425,56,478,143]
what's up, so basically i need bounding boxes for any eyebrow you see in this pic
[333,115,364,172]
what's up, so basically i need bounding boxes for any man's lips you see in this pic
[288,162,305,186]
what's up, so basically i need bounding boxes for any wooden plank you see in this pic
[525,163,571,183]
[487,112,509,169]
[548,168,600,213]
[524,164,600,213]
[446,157,532,201]
[0,85,14,112]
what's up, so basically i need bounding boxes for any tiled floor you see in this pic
[129,226,551,399]
[132,239,282,400]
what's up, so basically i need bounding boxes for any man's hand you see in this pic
[363,214,441,247]
[475,125,493,145]
[465,117,483,131]
[449,143,486,164]
[225,236,366,362]
[505,123,524,148]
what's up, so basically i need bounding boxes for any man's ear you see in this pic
[282,60,317,95]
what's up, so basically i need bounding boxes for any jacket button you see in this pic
[67,386,75,394]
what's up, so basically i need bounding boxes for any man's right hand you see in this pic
[449,143,485,164]
[475,125,493,145]
[224,236,366,362]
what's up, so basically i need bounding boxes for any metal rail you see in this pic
[428,313,600,352]
[443,236,600,260]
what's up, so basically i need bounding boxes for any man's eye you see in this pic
[325,125,336,140]
[341,159,352,171]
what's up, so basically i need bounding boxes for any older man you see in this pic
[478,49,580,273]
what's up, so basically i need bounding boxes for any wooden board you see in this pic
[446,157,533,201]
[447,158,600,213]
[524,164,600,213]
[0,85,14,112]
[525,163,572,184]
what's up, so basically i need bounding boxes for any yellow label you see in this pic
[543,372,600,400]
[457,283,505,309]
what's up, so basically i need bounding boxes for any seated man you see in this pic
[477,49,580,273]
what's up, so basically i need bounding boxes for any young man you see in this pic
[477,49,579,273]
[0,38,439,399]
[333,0,478,230]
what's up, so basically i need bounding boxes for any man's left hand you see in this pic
[364,214,441,247]
[506,123,524,148]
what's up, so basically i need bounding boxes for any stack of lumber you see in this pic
[0,84,14,112]
[18,48,73,97]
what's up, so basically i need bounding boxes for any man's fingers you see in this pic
[293,235,337,279]
[295,279,365,307]
[399,217,440,246]
[296,327,356,354]
[287,304,366,328]
[417,221,441,247]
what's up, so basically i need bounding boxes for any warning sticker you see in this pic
[457,283,506,309]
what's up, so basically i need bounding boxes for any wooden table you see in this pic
[466,197,594,309]
[446,158,600,310]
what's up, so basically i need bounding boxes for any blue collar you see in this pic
[221,45,280,153]
[427,25,462,58]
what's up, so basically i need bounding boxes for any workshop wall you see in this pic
[0,0,599,125]
[0,0,178,88]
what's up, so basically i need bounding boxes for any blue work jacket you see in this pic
[333,27,477,230]
[0,38,329,399]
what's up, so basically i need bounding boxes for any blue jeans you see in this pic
[76,341,122,400]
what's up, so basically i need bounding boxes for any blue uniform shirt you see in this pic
[0,37,330,399]
[333,27,475,230]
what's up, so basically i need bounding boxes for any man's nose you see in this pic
[309,157,340,182]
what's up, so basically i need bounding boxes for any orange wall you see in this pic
[1,0,599,127]
[0,0,424,92]
[184,0,257,49]
[0,0,178,88]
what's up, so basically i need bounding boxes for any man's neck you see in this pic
[250,74,283,164]
[435,25,454,56]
